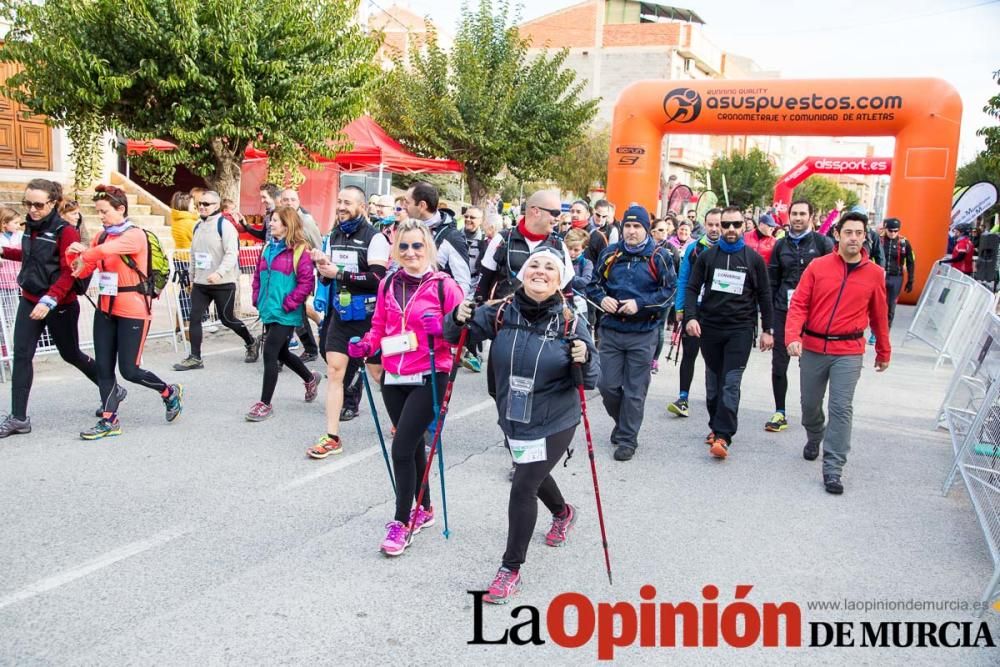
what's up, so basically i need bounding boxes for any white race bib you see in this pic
[711,268,747,295]
[97,272,118,296]
[194,252,212,271]
[509,437,546,464]
[787,288,795,307]
[384,372,423,386]
[328,249,359,274]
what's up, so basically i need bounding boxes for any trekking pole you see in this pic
[572,290,608,313]
[572,359,613,585]
[666,321,681,365]
[422,312,451,539]
[355,346,395,495]
[409,326,469,539]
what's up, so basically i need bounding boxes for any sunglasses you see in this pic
[198,201,219,207]
[721,221,743,229]
[22,199,51,210]
[398,242,425,251]
[534,205,562,218]
[394,207,403,212]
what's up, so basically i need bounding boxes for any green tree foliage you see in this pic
[792,175,860,214]
[543,124,609,199]
[978,69,1000,171]
[372,0,597,208]
[0,0,381,200]
[693,148,778,209]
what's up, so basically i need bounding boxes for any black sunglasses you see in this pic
[198,201,219,207]
[398,242,425,251]
[721,220,743,229]
[534,205,562,218]
[22,199,51,210]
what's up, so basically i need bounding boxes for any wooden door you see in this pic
[0,59,51,170]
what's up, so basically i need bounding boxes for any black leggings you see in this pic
[93,312,168,415]
[503,425,574,571]
[678,332,700,395]
[11,297,99,419]
[188,283,254,357]
[261,323,313,404]
[381,373,447,523]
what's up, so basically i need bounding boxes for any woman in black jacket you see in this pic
[445,246,598,604]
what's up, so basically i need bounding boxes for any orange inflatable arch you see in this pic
[606,78,962,304]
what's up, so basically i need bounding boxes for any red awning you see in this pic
[126,116,463,174]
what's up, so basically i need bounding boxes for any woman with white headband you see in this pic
[446,246,599,604]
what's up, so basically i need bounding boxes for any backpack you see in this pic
[598,247,663,283]
[99,227,170,299]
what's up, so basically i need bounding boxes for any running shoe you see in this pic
[461,352,482,373]
[307,434,342,459]
[613,445,635,461]
[0,414,31,438]
[340,408,358,422]
[709,436,729,459]
[650,359,659,374]
[867,333,876,346]
[824,474,844,495]
[704,431,715,445]
[304,371,321,403]
[764,412,788,432]
[545,503,577,547]
[246,401,273,422]
[80,418,122,441]
[667,398,689,417]
[483,567,521,605]
[408,506,436,535]
[172,355,204,371]
[244,337,261,363]
[299,351,319,363]
[803,441,820,461]
[288,338,300,349]
[380,520,411,556]
[96,385,129,417]
[163,384,184,422]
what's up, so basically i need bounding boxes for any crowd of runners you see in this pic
[2,174,953,604]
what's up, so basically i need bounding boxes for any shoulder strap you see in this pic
[292,244,305,272]
[494,295,515,335]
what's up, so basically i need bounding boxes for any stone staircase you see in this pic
[0,172,175,250]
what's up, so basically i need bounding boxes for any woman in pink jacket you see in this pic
[349,219,464,557]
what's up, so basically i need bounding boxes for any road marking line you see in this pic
[278,397,495,492]
[0,525,190,611]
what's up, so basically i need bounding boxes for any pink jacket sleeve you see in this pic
[283,249,315,312]
[362,276,391,354]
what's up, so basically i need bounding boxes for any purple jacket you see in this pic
[252,242,315,326]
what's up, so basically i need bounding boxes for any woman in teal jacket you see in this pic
[248,207,321,421]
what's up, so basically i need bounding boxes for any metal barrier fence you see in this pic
[905,261,997,369]
[939,310,1000,615]
[169,245,264,354]
[0,260,186,382]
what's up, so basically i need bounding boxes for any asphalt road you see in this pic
[1,306,998,665]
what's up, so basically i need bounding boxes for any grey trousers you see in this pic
[598,327,659,449]
[799,350,864,476]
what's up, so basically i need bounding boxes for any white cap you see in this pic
[516,247,571,289]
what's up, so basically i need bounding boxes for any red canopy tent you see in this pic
[126,116,463,232]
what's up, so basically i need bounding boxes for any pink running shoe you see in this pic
[483,567,521,604]
[651,359,660,374]
[408,506,436,535]
[304,371,321,403]
[545,503,577,547]
[245,401,273,422]
[380,521,411,557]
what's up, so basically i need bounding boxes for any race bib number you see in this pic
[328,249,359,274]
[97,272,118,296]
[509,437,546,464]
[194,252,212,271]
[711,269,747,295]
[384,372,423,386]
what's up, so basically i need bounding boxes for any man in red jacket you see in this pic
[785,211,890,495]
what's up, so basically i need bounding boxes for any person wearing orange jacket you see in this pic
[785,211,890,495]
[67,185,183,440]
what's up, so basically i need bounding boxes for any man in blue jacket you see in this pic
[588,205,676,461]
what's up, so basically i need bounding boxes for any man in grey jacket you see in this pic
[279,188,322,361]
[173,191,259,370]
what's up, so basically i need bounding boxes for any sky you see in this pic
[371,0,999,165]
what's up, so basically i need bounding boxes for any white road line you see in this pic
[278,397,495,493]
[0,525,190,611]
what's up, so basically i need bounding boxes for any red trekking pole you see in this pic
[572,361,613,585]
[408,327,468,537]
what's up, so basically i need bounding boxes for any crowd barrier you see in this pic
[930,267,1000,615]
[0,246,266,381]
[905,261,997,370]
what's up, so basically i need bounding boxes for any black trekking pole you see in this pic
[408,327,469,538]
[572,359,613,585]
[351,337,395,494]
[423,313,451,538]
